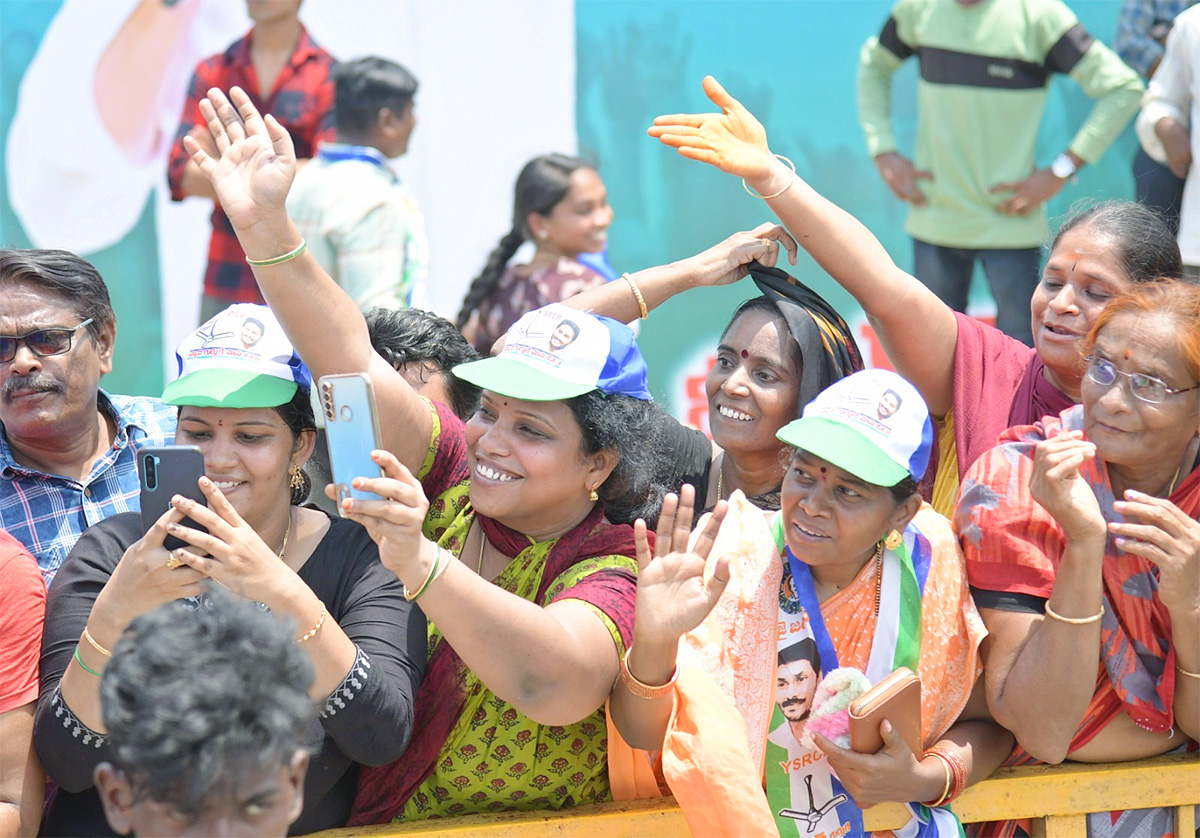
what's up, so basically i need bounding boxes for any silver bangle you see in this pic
[742,154,797,200]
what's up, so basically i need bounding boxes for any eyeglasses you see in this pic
[1084,355,1200,405]
[0,319,94,364]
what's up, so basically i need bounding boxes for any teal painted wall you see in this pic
[575,0,1135,422]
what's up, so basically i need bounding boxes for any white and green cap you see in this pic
[162,304,312,408]
[453,304,652,401]
[776,369,932,487]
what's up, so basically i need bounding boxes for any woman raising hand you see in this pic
[651,77,1183,516]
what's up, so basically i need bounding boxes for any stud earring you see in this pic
[589,483,600,503]
[884,529,903,550]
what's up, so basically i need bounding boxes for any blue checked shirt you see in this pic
[0,391,176,584]
[1114,0,1198,78]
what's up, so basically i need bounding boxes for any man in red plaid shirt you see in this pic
[168,0,336,323]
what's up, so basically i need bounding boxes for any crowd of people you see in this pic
[1,2,1198,838]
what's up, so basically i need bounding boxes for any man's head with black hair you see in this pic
[365,306,481,419]
[94,593,315,837]
[333,56,419,158]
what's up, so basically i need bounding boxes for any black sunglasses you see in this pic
[0,319,94,364]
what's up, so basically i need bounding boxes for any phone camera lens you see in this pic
[144,455,158,491]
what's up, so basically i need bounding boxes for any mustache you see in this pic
[3,373,63,400]
[781,698,806,709]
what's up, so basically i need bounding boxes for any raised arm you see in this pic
[649,77,958,417]
[182,87,431,471]
[562,225,796,323]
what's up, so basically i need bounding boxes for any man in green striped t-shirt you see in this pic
[858,0,1143,344]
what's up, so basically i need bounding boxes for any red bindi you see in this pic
[741,349,749,358]
[1123,350,1132,360]
[217,420,223,427]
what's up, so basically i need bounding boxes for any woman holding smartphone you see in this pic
[33,305,425,836]
[179,86,744,824]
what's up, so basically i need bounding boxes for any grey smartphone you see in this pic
[138,445,208,551]
[318,373,384,514]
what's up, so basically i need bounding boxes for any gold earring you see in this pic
[884,529,903,551]
[589,483,600,503]
[290,466,305,492]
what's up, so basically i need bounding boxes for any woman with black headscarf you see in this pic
[561,226,863,511]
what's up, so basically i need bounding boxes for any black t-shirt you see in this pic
[35,511,426,836]
[653,413,782,512]
[653,411,714,506]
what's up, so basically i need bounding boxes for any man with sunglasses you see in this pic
[0,249,176,583]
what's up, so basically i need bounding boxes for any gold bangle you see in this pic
[297,602,327,644]
[619,646,677,700]
[81,626,112,658]
[403,546,447,602]
[742,154,797,200]
[621,273,649,320]
[245,238,307,267]
[921,750,954,808]
[1176,662,1200,680]
[1043,601,1104,625]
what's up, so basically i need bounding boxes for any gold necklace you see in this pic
[716,464,724,502]
[476,529,486,575]
[277,509,292,560]
[871,540,884,616]
[1166,462,1183,497]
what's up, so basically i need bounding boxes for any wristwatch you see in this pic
[1049,153,1078,181]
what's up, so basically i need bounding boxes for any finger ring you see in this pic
[166,555,184,569]
[760,237,773,247]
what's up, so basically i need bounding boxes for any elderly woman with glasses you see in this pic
[955,279,1200,837]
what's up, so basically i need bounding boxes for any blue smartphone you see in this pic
[318,373,384,514]
[138,445,207,550]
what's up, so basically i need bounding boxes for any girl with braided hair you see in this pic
[457,154,612,354]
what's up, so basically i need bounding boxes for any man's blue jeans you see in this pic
[912,239,1042,346]
[1133,147,1185,237]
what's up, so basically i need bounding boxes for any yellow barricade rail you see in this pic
[315,751,1198,838]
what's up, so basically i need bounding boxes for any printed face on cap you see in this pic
[777,369,932,487]
[453,303,651,402]
[548,321,581,352]
[240,319,265,350]
[163,305,310,409]
[877,389,901,420]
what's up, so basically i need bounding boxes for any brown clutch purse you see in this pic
[848,667,922,755]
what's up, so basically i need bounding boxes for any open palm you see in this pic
[648,76,775,181]
[633,485,731,645]
[182,86,296,231]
